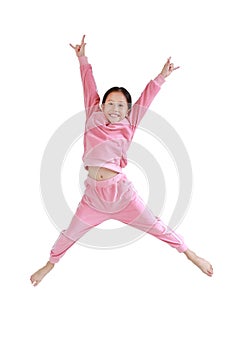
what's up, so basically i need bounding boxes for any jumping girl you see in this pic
[30,35,213,286]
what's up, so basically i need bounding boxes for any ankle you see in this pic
[45,261,55,270]
[184,249,197,261]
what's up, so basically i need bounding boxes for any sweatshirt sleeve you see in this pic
[128,73,165,128]
[78,56,101,119]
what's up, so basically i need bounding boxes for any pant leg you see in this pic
[49,173,132,263]
[112,194,188,253]
[49,198,109,263]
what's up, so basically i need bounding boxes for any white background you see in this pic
[1,0,234,349]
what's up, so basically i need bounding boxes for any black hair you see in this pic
[102,87,132,110]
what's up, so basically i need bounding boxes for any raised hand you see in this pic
[160,57,180,78]
[69,34,86,57]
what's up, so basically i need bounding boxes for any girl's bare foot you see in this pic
[184,249,213,277]
[30,261,54,286]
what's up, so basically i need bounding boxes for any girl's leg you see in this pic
[49,200,109,264]
[113,195,213,276]
[113,195,187,252]
[30,199,109,286]
[30,173,129,286]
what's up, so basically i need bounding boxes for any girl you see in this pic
[30,35,213,286]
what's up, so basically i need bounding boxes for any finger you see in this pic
[69,43,76,49]
[173,66,180,71]
[81,34,86,45]
[167,56,171,63]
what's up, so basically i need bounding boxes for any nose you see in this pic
[114,103,120,112]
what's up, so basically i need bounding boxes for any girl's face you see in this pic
[102,91,129,124]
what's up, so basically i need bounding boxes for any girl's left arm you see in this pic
[129,57,179,127]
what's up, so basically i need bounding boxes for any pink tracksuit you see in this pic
[49,56,187,263]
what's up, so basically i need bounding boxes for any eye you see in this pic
[118,104,124,108]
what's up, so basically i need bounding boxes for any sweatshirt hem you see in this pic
[84,163,123,173]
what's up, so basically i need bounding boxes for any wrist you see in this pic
[154,73,166,86]
[78,56,88,65]
[160,71,167,79]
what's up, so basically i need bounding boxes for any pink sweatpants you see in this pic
[50,173,187,263]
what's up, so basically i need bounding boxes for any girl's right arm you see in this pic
[70,35,100,119]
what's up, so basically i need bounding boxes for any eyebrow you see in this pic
[106,99,127,103]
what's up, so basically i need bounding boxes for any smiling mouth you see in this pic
[109,113,120,118]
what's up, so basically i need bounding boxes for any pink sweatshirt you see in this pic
[79,56,165,173]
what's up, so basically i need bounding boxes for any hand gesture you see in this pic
[69,35,86,57]
[160,57,180,78]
